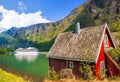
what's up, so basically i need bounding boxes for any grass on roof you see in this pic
[107,48,120,66]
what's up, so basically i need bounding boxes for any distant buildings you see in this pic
[15,47,39,62]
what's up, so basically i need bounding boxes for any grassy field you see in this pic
[0,69,26,82]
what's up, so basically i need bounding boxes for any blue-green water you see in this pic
[0,54,48,77]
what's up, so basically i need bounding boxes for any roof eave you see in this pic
[95,24,106,63]
[48,56,95,63]
[95,23,116,63]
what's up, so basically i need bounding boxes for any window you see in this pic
[100,61,105,70]
[100,61,105,77]
[69,61,74,69]
[104,34,108,48]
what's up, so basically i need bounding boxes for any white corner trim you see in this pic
[95,27,106,63]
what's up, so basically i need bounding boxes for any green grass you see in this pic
[0,69,26,82]
[0,54,48,77]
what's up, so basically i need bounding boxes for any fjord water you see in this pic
[0,54,48,77]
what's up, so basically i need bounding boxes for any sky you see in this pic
[0,0,86,29]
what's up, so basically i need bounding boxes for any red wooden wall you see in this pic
[95,41,105,78]
[95,28,116,78]
[49,58,87,78]
[105,53,120,76]
[105,28,114,47]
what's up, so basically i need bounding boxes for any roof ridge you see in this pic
[47,23,108,61]
[81,24,105,30]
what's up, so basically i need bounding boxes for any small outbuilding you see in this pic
[47,23,120,79]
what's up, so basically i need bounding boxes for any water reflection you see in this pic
[14,47,39,62]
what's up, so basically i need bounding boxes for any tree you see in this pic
[111,15,120,32]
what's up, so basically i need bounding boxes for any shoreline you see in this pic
[0,64,45,82]
[40,52,48,54]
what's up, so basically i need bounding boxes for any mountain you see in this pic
[2,23,50,38]
[0,27,6,33]
[1,0,120,51]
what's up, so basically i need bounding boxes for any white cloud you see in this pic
[18,1,27,12]
[0,6,50,29]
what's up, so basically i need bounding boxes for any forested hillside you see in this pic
[0,0,120,51]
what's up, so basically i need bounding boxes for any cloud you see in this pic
[18,1,27,12]
[0,6,50,29]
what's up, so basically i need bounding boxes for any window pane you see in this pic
[69,61,74,69]
[104,34,108,48]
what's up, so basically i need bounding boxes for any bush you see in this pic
[47,67,59,80]
[60,69,75,79]
[100,68,107,80]
[107,48,120,65]
[0,47,14,55]
[79,62,95,80]
[111,15,120,32]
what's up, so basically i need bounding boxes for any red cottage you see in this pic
[47,23,120,79]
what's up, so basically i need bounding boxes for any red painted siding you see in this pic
[105,29,114,47]
[108,33,114,47]
[72,61,84,78]
[49,58,67,72]
[95,28,116,78]
[95,41,105,78]
[105,53,120,76]
[49,58,92,78]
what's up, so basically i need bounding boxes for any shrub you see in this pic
[0,47,14,55]
[79,62,95,80]
[107,48,120,65]
[60,69,75,79]
[100,68,107,80]
[47,67,59,80]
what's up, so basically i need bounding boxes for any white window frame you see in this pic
[69,61,74,69]
[100,61,105,70]
[104,34,108,48]
[100,61,105,77]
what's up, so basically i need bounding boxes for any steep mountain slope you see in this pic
[2,1,84,40]
[1,0,120,51]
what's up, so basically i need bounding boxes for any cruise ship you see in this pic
[15,47,39,55]
[15,47,39,62]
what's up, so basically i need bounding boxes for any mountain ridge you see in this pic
[0,0,120,51]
